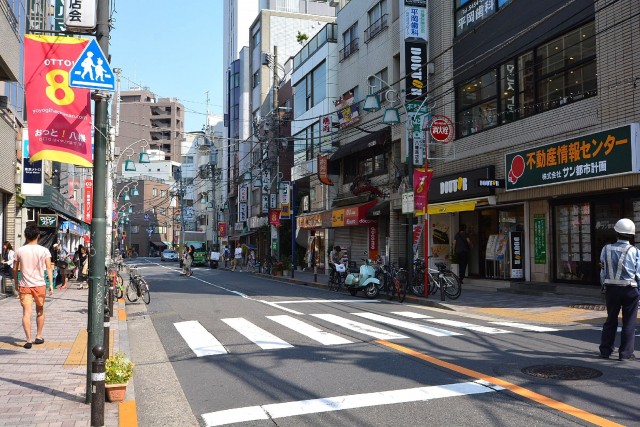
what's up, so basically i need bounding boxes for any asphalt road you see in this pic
[125,258,640,427]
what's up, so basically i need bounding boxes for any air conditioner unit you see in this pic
[0,96,8,109]
[329,0,339,6]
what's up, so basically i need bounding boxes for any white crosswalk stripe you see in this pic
[222,317,293,350]
[353,312,463,337]
[174,320,227,357]
[267,315,353,345]
[489,322,559,332]
[310,313,408,340]
[425,318,511,334]
[174,311,561,357]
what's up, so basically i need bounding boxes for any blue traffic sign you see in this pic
[69,39,115,91]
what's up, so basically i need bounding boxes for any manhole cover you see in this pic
[567,303,606,311]
[522,364,602,380]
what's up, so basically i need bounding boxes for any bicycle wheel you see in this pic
[428,272,439,295]
[125,281,138,302]
[115,282,124,299]
[393,277,406,302]
[328,275,336,291]
[411,274,424,296]
[140,278,151,304]
[443,272,462,299]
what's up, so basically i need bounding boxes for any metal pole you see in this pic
[406,123,414,291]
[291,181,296,278]
[271,46,279,261]
[90,346,105,426]
[86,0,109,404]
[103,308,110,361]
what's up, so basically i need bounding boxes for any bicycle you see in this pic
[107,262,124,299]
[328,262,347,291]
[427,259,462,300]
[126,266,150,304]
[379,263,406,302]
[410,258,426,296]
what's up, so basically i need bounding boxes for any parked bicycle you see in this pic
[427,259,462,300]
[107,262,124,299]
[126,266,150,304]
[378,262,407,302]
[328,262,347,291]
[410,258,426,296]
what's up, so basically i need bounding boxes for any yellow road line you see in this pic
[376,340,623,427]
[119,400,138,427]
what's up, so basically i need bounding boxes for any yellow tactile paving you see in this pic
[64,329,115,366]
[471,307,607,324]
[117,306,127,321]
[119,400,138,427]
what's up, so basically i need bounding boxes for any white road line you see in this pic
[353,312,463,337]
[201,380,498,426]
[275,299,381,304]
[310,313,408,340]
[258,300,304,315]
[267,315,353,345]
[222,318,293,350]
[425,318,511,334]
[392,311,434,319]
[174,321,227,357]
[489,322,559,332]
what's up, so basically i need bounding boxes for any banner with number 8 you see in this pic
[24,35,93,167]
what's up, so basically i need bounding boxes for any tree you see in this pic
[296,31,309,45]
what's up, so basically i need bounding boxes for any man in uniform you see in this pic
[599,218,640,361]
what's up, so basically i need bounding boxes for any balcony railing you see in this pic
[293,23,337,71]
[364,14,388,43]
[339,38,359,62]
[1,0,19,37]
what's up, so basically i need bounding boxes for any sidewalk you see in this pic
[248,268,608,326]
[0,285,130,427]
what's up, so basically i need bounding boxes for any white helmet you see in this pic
[614,218,635,235]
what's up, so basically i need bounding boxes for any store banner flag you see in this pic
[217,222,227,238]
[84,178,93,223]
[24,35,93,167]
[317,155,333,185]
[412,223,423,256]
[413,167,432,215]
[270,209,281,226]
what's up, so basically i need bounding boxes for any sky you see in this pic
[109,0,224,132]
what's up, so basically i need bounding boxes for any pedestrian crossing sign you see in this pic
[69,39,115,91]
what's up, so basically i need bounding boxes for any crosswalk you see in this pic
[173,310,561,358]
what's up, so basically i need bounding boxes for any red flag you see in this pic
[217,222,227,238]
[413,168,432,216]
[270,209,281,226]
[24,35,93,167]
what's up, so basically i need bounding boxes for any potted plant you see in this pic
[273,261,284,276]
[280,255,293,276]
[105,352,134,402]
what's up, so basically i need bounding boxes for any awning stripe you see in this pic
[427,201,477,215]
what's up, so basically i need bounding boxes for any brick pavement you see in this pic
[0,286,124,427]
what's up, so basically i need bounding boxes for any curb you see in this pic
[115,296,138,427]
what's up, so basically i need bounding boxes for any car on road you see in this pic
[161,249,178,262]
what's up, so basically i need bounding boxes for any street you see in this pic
[124,258,639,427]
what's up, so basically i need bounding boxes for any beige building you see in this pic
[114,89,185,165]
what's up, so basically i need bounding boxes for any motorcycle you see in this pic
[344,256,381,298]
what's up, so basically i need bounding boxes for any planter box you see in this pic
[105,383,127,402]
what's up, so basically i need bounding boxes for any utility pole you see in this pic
[271,46,279,260]
[86,0,110,403]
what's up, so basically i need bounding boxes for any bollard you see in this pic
[103,308,110,361]
[107,282,114,320]
[91,345,105,427]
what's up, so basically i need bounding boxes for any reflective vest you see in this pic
[603,243,637,287]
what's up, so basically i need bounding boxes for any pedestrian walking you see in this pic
[453,224,473,284]
[232,242,242,272]
[76,246,88,289]
[248,249,256,272]
[52,243,69,290]
[599,218,640,361]
[12,224,54,349]
[223,245,231,268]
[2,241,16,297]
[182,245,194,276]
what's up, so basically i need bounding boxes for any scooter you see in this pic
[344,256,380,298]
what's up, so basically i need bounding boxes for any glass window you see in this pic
[555,203,591,283]
[252,70,260,88]
[517,51,535,118]
[294,78,307,118]
[153,188,158,196]
[312,62,326,106]
[499,61,516,124]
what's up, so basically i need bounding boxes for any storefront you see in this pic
[427,166,525,280]
[506,123,640,286]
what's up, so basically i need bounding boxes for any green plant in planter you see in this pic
[280,255,292,271]
[105,352,134,385]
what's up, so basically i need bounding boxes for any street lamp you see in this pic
[117,139,151,173]
[365,74,430,296]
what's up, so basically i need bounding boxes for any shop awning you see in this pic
[332,200,377,227]
[427,200,477,214]
[366,200,390,218]
[162,241,173,247]
[150,241,166,248]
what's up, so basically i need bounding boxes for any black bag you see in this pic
[56,259,68,269]
[0,264,13,279]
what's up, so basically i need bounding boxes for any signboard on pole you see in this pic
[407,101,429,166]
[64,0,97,31]
[21,130,43,196]
[69,39,115,91]
[84,179,93,223]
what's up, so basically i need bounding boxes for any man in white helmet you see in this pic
[599,218,639,361]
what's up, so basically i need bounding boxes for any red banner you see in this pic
[217,222,227,238]
[84,179,93,223]
[270,209,281,226]
[24,35,93,167]
[413,167,433,216]
[368,224,379,260]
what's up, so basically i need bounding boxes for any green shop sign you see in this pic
[505,124,640,191]
[533,214,546,264]
[38,214,58,228]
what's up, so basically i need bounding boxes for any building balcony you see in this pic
[364,14,388,44]
[339,38,359,62]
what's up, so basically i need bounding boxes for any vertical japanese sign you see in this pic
[21,129,44,196]
[24,35,93,167]
[84,178,93,223]
[404,1,427,39]
[369,224,379,260]
[510,231,523,279]
[64,0,97,30]
[279,181,290,219]
[317,155,333,185]
[534,214,546,264]
[405,41,427,100]
[407,101,429,166]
